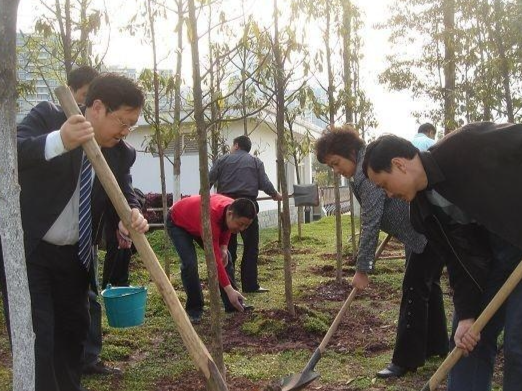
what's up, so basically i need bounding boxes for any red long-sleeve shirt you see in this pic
[170,194,233,287]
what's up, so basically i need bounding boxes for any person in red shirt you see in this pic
[167,194,257,323]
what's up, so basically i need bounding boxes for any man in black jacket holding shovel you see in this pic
[363,122,522,391]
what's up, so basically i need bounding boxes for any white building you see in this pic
[125,112,322,227]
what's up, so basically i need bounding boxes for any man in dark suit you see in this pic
[17,73,149,391]
[209,135,282,293]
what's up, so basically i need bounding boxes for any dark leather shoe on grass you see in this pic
[376,363,415,379]
[188,312,202,324]
[82,361,122,376]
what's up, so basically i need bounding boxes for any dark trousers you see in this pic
[392,241,448,369]
[166,215,238,315]
[27,241,90,391]
[82,289,102,368]
[82,248,102,370]
[102,226,132,290]
[228,215,260,292]
[448,233,522,391]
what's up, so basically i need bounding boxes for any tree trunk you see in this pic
[187,0,226,379]
[324,2,344,283]
[273,0,294,316]
[173,0,184,202]
[342,0,354,124]
[443,0,457,134]
[341,0,357,261]
[290,125,302,240]
[55,0,73,74]
[0,0,36,389]
[492,0,514,122]
[146,0,171,279]
[79,0,90,65]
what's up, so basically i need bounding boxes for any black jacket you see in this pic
[408,121,522,319]
[17,101,139,258]
[427,122,522,250]
[410,191,491,319]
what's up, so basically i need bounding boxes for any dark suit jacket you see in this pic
[17,101,139,258]
[424,121,522,250]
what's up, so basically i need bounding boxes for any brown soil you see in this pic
[155,280,397,390]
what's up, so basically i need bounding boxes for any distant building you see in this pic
[16,33,63,122]
[125,110,322,227]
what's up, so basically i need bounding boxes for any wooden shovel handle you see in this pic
[316,236,389,354]
[55,86,229,391]
[421,258,522,391]
[318,288,358,353]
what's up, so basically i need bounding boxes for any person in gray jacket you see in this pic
[209,135,282,293]
[315,125,448,378]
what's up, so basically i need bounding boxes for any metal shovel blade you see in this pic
[280,370,320,391]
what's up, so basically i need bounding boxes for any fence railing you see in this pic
[320,185,351,215]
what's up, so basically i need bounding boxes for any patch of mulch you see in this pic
[301,278,399,304]
[154,372,265,391]
[153,370,389,391]
[319,253,339,262]
[309,264,355,278]
[190,280,394,358]
[220,308,321,353]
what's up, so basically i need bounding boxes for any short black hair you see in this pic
[67,65,99,91]
[233,135,252,152]
[84,73,144,111]
[418,122,436,134]
[229,198,257,219]
[362,135,419,177]
[315,124,364,164]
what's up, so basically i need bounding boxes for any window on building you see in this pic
[151,133,199,157]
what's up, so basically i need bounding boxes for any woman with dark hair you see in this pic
[315,125,448,378]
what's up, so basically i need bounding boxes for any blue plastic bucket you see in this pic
[101,286,147,328]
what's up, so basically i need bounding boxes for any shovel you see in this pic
[420,257,522,391]
[280,287,358,391]
[55,86,229,391]
[258,184,319,207]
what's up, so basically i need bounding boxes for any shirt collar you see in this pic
[418,151,445,189]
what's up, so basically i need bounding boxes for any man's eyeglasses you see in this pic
[107,108,139,132]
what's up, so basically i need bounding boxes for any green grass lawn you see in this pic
[0,215,503,390]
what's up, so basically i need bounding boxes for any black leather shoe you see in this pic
[243,287,269,293]
[82,361,122,376]
[188,311,202,324]
[376,363,415,379]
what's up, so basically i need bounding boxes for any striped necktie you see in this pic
[78,153,93,270]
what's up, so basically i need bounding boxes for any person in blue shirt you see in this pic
[411,123,436,151]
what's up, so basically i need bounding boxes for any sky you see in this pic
[16,0,428,140]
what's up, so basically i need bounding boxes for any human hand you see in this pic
[454,318,480,355]
[351,271,369,290]
[117,208,149,244]
[130,208,149,234]
[116,228,132,249]
[224,285,246,312]
[60,114,94,151]
[272,192,283,201]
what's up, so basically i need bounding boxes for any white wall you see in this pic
[125,119,313,213]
